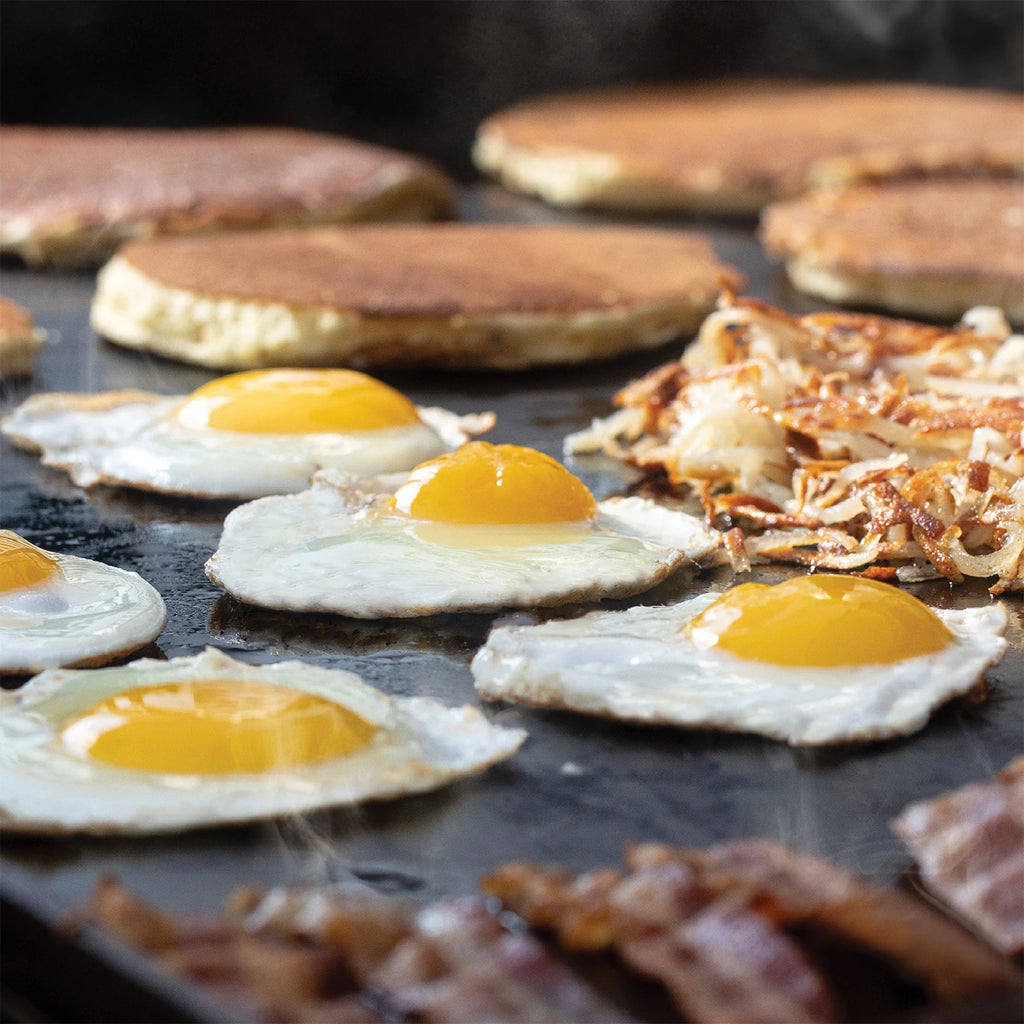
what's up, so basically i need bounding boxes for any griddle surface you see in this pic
[2,187,1021,1022]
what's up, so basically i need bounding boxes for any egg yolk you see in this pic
[391,443,598,525]
[59,680,377,774]
[0,531,59,592]
[687,574,953,667]
[175,368,421,434]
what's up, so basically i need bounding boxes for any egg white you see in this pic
[471,590,1009,745]
[1,391,493,498]
[0,544,167,674]
[0,648,526,834]
[205,471,720,617]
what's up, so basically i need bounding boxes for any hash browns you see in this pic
[567,295,1024,593]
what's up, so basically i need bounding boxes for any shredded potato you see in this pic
[567,294,1024,593]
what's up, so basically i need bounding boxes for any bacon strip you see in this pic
[369,898,633,1023]
[657,839,1020,1004]
[484,839,1021,1021]
[86,879,632,1024]
[892,758,1024,956]
[485,853,838,1023]
[83,833,1023,1024]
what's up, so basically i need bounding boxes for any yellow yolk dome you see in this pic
[175,368,421,434]
[60,679,377,774]
[391,442,598,524]
[688,574,954,667]
[0,531,59,592]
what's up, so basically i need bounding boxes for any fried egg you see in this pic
[0,530,167,675]
[0,647,526,834]
[471,575,1009,745]
[0,368,493,499]
[206,442,720,617]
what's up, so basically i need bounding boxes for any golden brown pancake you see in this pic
[90,223,744,370]
[0,296,44,378]
[473,81,1024,214]
[760,178,1024,323]
[0,127,454,267]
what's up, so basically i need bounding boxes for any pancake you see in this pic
[473,81,1024,214]
[89,223,744,370]
[0,296,44,378]
[760,178,1024,324]
[0,127,454,267]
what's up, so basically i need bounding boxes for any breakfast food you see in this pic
[892,756,1024,955]
[206,442,720,617]
[0,530,166,675]
[0,647,525,834]
[0,295,44,378]
[83,838,1020,1023]
[567,294,1024,594]
[88,223,744,370]
[483,840,1021,1019]
[474,81,1024,213]
[0,368,493,498]
[472,575,1008,745]
[0,126,454,267]
[86,878,632,1024]
[761,178,1024,324]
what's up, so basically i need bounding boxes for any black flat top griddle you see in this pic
[1,186,1021,1023]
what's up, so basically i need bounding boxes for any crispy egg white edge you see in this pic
[0,393,493,497]
[204,473,720,617]
[0,647,526,834]
[470,592,1009,746]
[0,549,167,674]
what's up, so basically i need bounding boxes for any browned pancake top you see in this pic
[760,178,1024,278]
[480,82,1024,197]
[116,223,744,315]
[0,296,37,342]
[0,127,452,231]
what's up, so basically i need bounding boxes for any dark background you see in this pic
[2,0,1022,178]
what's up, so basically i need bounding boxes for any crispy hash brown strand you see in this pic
[567,295,1024,593]
[892,756,1024,957]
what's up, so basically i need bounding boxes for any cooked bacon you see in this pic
[241,883,414,981]
[480,862,622,951]
[649,839,1021,1004]
[486,839,1020,1021]
[87,878,371,1021]
[369,897,633,1023]
[566,295,1024,591]
[83,831,1023,1024]
[86,879,632,1024]
[892,758,1024,956]
[616,897,838,1024]
[485,854,837,1024]
[614,858,838,1024]
[87,874,183,951]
